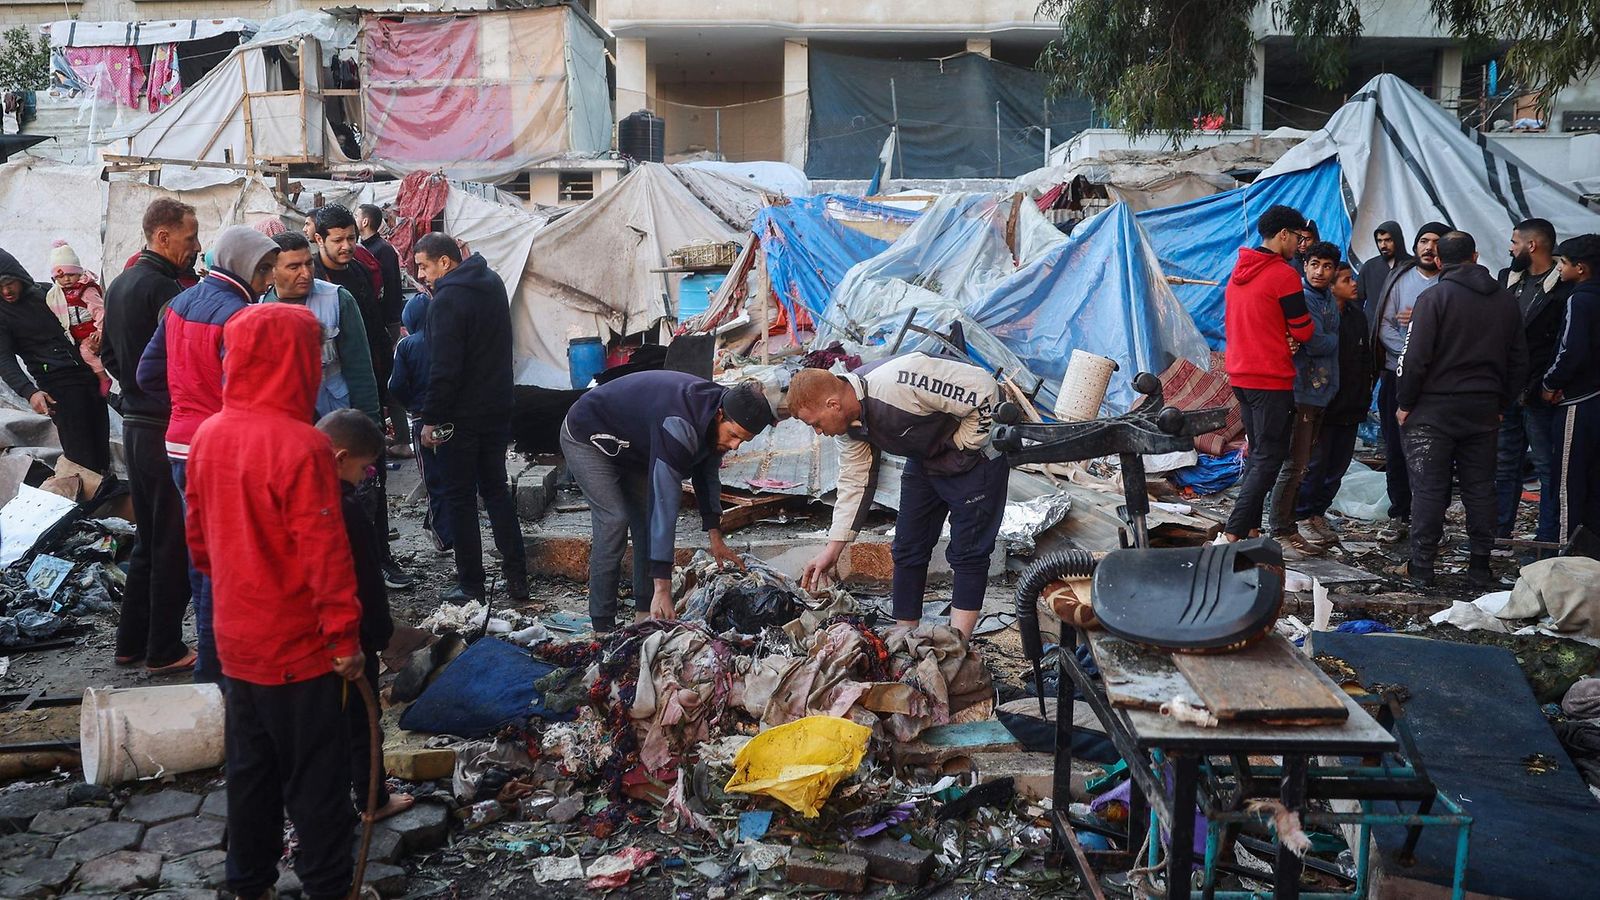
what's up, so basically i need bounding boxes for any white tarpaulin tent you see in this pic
[1261,73,1600,262]
[0,159,107,278]
[510,163,742,387]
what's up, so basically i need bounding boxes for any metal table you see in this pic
[1047,631,1472,900]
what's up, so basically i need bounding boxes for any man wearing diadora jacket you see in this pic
[792,352,1005,637]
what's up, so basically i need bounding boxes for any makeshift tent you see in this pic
[1261,73,1600,264]
[667,164,780,232]
[510,164,741,388]
[361,7,610,183]
[103,173,283,271]
[107,32,345,167]
[680,161,810,198]
[0,159,108,278]
[822,192,1065,347]
[1137,157,1351,348]
[756,195,919,337]
[966,203,1212,414]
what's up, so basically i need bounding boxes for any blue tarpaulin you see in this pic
[1137,158,1351,348]
[755,195,919,331]
[965,203,1211,414]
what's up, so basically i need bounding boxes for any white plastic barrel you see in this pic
[80,684,226,786]
[1054,350,1117,422]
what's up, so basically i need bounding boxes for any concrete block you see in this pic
[968,750,1056,803]
[161,849,228,888]
[75,849,163,892]
[199,789,227,820]
[65,783,111,806]
[363,862,409,896]
[0,856,77,898]
[384,801,450,854]
[29,807,112,835]
[142,816,226,857]
[384,746,457,782]
[785,849,868,893]
[52,820,145,862]
[0,784,71,830]
[847,836,934,886]
[122,790,203,824]
[353,826,403,864]
[0,833,56,862]
[514,465,558,521]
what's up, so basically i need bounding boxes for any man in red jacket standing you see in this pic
[184,302,364,900]
[1224,205,1318,541]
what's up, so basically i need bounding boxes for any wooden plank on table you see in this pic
[1286,556,1383,585]
[1174,634,1349,722]
[1089,632,1202,711]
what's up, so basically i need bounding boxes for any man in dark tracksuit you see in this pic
[561,372,775,632]
[100,198,200,672]
[1540,234,1600,541]
[1494,218,1571,544]
[1394,232,1527,588]
[1356,220,1411,313]
[1369,222,1448,538]
[792,353,1006,638]
[414,234,527,605]
[0,249,110,472]
[1296,261,1374,545]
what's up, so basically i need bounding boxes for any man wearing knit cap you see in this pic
[1540,234,1600,539]
[0,248,110,472]
[137,224,280,684]
[561,372,775,632]
[1368,221,1449,541]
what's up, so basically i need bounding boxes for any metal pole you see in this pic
[890,77,902,178]
[715,108,722,160]
[995,101,1002,176]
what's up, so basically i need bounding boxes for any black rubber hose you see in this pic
[1014,549,1100,716]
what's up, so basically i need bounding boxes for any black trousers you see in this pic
[437,420,527,596]
[891,454,1010,620]
[1403,411,1499,572]
[345,656,389,811]
[1226,387,1296,538]
[46,376,110,473]
[1296,420,1359,519]
[1555,397,1600,540]
[114,421,191,667]
[1378,370,1412,519]
[225,674,354,900]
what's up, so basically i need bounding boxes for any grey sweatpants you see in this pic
[561,425,652,630]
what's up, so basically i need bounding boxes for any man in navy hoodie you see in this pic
[1541,234,1600,540]
[414,234,527,605]
[389,292,451,551]
[561,372,775,632]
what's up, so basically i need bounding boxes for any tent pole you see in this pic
[890,77,902,179]
[995,101,1002,176]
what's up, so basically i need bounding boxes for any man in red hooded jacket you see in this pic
[184,302,363,900]
[1223,205,1318,541]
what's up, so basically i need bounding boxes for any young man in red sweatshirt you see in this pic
[1224,205,1318,541]
[184,302,364,900]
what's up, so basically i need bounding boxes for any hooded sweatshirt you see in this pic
[1396,263,1528,427]
[389,292,431,413]
[563,370,727,579]
[1543,279,1600,406]
[421,253,513,427]
[184,302,362,685]
[0,249,95,399]
[138,226,279,459]
[1356,220,1411,311]
[1223,247,1315,391]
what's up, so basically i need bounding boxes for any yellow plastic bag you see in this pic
[723,716,873,817]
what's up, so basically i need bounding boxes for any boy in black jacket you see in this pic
[317,410,415,822]
[1296,262,1374,546]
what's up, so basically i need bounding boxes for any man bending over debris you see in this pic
[793,353,1006,637]
[561,371,776,632]
[184,303,364,900]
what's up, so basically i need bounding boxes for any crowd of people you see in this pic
[1224,204,1600,587]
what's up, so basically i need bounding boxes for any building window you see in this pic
[559,171,595,202]
[505,172,533,202]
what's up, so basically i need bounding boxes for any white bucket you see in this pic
[80,684,226,786]
[1054,350,1117,422]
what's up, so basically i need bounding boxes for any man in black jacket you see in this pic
[0,249,109,472]
[1541,234,1600,540]
[1494,218,1571,545]
[414,233,527,605]
[1356,220,1411,312]
[100,198,200,673]
[1393,232,1527,588]
[1296,261,1373,546]
[358,204,411,454]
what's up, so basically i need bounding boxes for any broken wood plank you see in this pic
[896,720,1022,765]
[1287,556,1383,585]
[1088,631,1202,711]
[1173,634,1349,722]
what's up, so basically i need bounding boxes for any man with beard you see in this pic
[1357,221,1412,312]
[1368,222,1449,542]
[1495,218,1570,548]
[265,232,380,424]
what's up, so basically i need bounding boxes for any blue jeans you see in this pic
[170,459,220,685]
[1495,403,1560,542]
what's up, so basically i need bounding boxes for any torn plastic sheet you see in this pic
[756,195,918,333]
[998,492,1075,555]
[584,847,659,890]
[529,855,584,884]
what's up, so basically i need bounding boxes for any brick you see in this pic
[525,535,592,582]
[0,784,71,830]
[0,833,56,862]
[75,849,163,891]
[514,465,558,521]
[199,789,228,820]
[29,806,112,835]
[847,836,933,886]
[161,849,228,888]
[142,816,226,857]
[122,791,203,824]
[383,801,450,854]
[0,856,77,898]
[968,750,1056,803]
[785,850,868,893]
[352,826,403,864]
[383,747,457,782]
[53,820,145,862]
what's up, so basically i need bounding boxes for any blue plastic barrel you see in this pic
[678,272,726,320]
[568,336,605,388]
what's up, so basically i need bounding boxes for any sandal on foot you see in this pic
[146,649,198,675]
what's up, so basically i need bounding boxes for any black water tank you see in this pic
[619,109,665,163]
